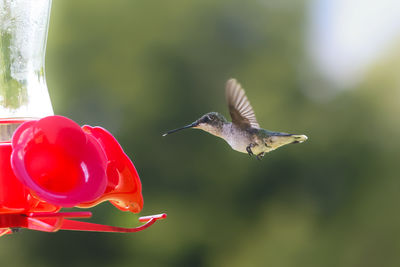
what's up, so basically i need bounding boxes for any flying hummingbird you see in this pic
[163,79,308,160]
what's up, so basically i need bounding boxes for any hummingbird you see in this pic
[163,78,308,160]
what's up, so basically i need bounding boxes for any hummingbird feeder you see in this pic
[0,0,165,236]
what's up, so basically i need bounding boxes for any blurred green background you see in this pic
[2,0,400,266]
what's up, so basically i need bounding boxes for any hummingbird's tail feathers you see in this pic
[265,133,308,151]
[290,134,308,143]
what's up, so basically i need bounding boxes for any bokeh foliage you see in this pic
[1,0,400,266]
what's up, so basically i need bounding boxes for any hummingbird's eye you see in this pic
[202,116,210,123]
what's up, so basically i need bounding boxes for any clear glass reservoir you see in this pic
[0,0,54,141]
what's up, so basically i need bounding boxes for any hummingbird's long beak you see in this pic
[162,121,199,136]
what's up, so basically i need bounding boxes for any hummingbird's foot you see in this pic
[256,152,265,160]
[246,146,253,156]
[246,143,256,156]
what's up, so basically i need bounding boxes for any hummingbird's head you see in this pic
[162,112,228,137]
[264,132,308,151]
[190,112,227,137]
[196,112,227,127]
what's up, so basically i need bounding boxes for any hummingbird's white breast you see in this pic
[221,124,255,153]
[222,124,276,155]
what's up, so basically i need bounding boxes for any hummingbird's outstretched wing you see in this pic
[226,78,260,129]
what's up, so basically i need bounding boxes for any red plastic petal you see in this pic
[79,126,143,213]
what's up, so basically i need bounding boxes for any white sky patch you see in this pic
[308,0,400,88]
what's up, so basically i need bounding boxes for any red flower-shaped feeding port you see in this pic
[0,116,165,236]
[78,125,143,213]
